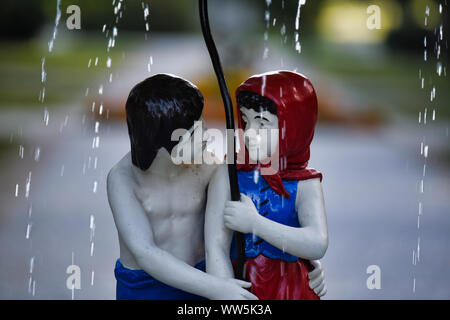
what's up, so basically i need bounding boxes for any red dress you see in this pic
[245,255,319,300]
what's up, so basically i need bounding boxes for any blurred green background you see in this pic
[0,0,448,111]
[0,0,448,158]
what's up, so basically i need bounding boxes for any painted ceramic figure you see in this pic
[205,71,328,300]
[107,73,326,300]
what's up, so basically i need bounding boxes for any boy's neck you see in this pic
[134,148,183,179]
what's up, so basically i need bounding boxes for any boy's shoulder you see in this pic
[207,162,228,185]
[198,150,223,173]
[108,152,133,183]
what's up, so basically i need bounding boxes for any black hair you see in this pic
[126,74,204,171]
[237,91,277,115]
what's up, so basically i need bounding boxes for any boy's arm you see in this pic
[224,178,328,260]
[204,165,235,279]
[308,260,328,297]
[107,164,254,300]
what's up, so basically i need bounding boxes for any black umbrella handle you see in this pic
[198,0,246,280]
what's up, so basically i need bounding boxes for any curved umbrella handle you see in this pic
[198,0,246,280]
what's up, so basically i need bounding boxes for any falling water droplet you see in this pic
[41,58,46,83]
[437,62,442,76]
[33,147,41,162]
[25,223,32,239]
[253,170,260,184]
[25,171,31,198]
[295,0,306,30]
[43,108,49,126]
[90,215,95,231]
[34,147,41,162]
[29,256,35,274]
[48,0,62,53]
[263,47,269,59]
[261,75,267,96]
[417,237,421,262]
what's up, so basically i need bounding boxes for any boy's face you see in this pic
[240,107,279,163]
[171,117,208,165]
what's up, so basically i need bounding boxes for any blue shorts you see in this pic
[114,259,207,300]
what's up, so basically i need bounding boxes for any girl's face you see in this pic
[240,107,279,163]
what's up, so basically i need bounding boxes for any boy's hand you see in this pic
[210,278,258,300]
[308,260,327,297]
[223,193,260,233]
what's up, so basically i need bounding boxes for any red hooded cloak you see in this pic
[235,70,322,197]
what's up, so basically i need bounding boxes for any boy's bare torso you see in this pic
[114,152,218,270]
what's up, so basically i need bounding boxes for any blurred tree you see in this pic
[1,0,446,60]
[387,0,448,57]
[0,0,200,40]
[58,0,198,32]
[0,0,46,39]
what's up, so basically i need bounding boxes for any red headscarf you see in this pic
[235,70,322,198]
